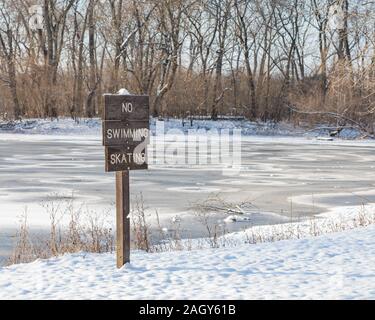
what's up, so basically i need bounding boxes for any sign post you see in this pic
[103,93,150,268]
[116,171,130,267]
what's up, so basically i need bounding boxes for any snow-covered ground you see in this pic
[0,117,368,139]
[1,118,294,136]
[0,223,374,300]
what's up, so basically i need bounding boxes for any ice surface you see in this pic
[1,118,375,264]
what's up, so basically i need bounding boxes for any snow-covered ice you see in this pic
[1,128,374,230]
[0,118,374,299]
[1,118,375,264]
[0,224,374,300]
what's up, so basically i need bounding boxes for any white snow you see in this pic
[223,215,252,223]
[0,224,374,300]
[317,136,334,141]
[0,117,370,139]
[219,204,375,247]
[117,88,131,95]
[154,203,375,252]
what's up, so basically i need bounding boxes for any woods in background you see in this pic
[0,0,374,133]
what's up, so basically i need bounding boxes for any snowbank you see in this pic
[0,117,368,139]
[0,224,374,300]
[218,204,375,247]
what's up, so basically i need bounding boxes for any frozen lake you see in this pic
[0,133,375,264]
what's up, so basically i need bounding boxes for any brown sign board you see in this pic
[102,94,150,173]
[103,95,149,121]
[102,121,150,146]
[102,93,150,268]
[105,146,148,172]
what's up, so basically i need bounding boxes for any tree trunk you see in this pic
[87,0,97,118]
[1,30,22,119]
[211,50,223,120]
[244,50,257,120]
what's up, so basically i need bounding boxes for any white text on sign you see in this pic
[106,128,149,141]
[122,102,133,113]
[110,152,146,165]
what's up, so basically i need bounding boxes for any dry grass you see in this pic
[8,198,115,265]
[241,205,375,246]
[7,195,375,266]
[131,194,151,252]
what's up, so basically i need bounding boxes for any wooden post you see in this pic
[103,93,149,268]
[116,170,130,268]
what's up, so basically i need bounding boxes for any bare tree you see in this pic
[153,0,188,116]
[41,0,76,117]
[86,0,98,118]
[209,0,232,120]
[0,1,22,119]
[187,1,218,114]
[310,0,330,95]
[234,0,258,119]
[0,0,373,132]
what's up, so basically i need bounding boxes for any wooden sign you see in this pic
[103,94,150,172]
[102,93,150,268]
[104,95,149,121]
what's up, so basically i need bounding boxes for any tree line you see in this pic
[0,0,374,132]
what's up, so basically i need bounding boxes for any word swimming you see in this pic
[106,128,149,141]
[110,152,147,165]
